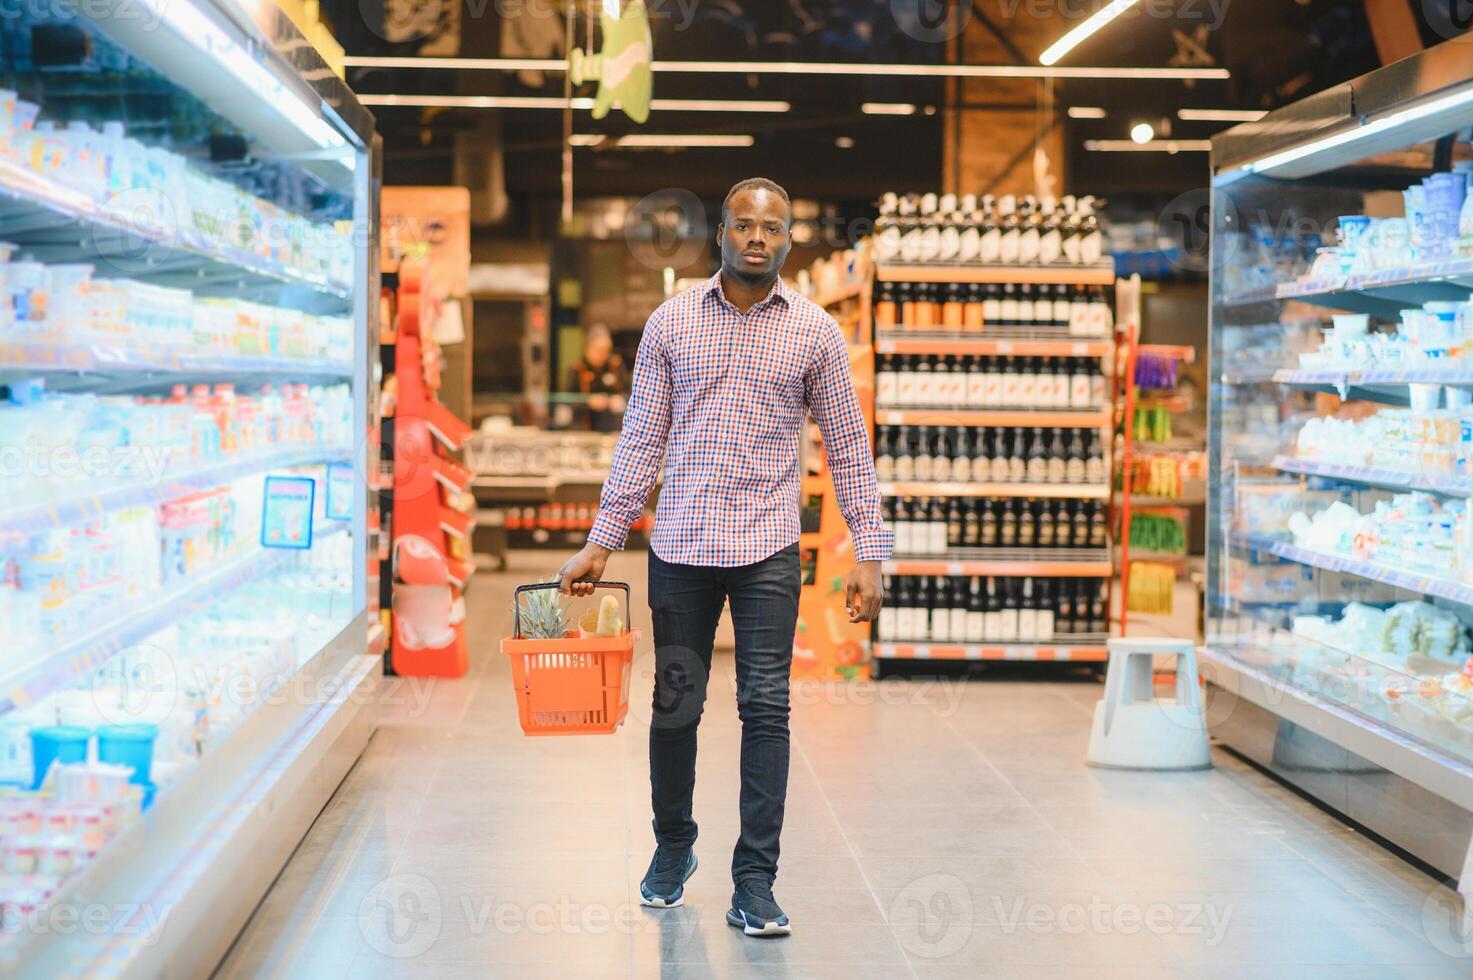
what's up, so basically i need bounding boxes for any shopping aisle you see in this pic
[214,551,1462,979]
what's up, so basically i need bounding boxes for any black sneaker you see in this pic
[726,878,791,937]
[639,847,697,908]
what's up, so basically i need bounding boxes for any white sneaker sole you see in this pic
[726,909,792,936]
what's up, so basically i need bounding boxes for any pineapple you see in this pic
[516,581,571,639]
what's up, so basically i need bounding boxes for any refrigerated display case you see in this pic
[0,1,379,974]
[1206,39,1473,878]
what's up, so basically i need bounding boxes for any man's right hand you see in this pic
[557,542,612,596]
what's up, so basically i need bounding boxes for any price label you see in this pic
[261,475,316,550]
[326,462,355,520]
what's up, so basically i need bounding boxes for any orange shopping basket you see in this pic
[502,581,638,736]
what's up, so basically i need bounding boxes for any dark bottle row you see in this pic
[877,575,1109,644]
[876,426,1106,485]
[873,282,1111,337]
[887,497,1108,556]
[875,355,1107,411]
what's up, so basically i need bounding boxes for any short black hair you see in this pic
[721,177,791,225]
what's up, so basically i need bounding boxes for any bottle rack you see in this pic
[385,260,475,677]
[865,261,1122,674]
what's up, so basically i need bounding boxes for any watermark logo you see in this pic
[89,643,179,726]
[358,873,442,958]
[891,0,971,43]
[623,188,707,272]
[1422,0,1473,42]
[994,895,1234,944]
[360,0,445,44]
[890,873,974,958]
[90,189,178,277]
[1155,187,1241,274]
[1422,883,1473,958]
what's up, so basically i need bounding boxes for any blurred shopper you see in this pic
[566,323,630,432]
[558,178,891,937]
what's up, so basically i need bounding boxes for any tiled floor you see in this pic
[214,550,1468,979]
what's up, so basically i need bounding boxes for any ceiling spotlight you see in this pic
[835,136,855,148]
[1130,122,1155,144]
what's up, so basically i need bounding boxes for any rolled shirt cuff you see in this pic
[587,514,630,553]
[851,526,894,563]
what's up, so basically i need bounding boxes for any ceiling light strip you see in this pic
[358,95,789,111]
[1178,108,1267,122]
[344,55,1227,80]
[1067,106,1107,119]
[1039,0,1142,66]
[1085,139,1212,151]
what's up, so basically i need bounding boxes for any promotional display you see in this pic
[1206,39,1473,878]
[0,2,378,975]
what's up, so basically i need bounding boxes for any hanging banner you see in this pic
[569,0,653,123]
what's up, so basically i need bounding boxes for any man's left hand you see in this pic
[845,561,884,623]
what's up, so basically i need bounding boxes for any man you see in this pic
[565,323,630,432]
[558,178,890,938]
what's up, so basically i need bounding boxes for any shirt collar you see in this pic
[705,271,792,312]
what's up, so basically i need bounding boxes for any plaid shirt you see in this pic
[589,272,892,567]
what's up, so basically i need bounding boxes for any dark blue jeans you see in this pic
[647,543,800,887]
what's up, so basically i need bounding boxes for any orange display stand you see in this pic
[389,261,475,677]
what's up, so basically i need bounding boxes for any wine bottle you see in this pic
[946,498,963,550]
[984,576,1002,640]
[949,576,968,642]
[894,427,915,481]
[1018,498,1037,549]
[877,574,896,641]
[962,498,981,548]
[894,576,914,640]
[999,499,1018,548]
[999,577,1020,641]
[983,355,1004,407]
[928,497,949,555]
[1026,427,1048,483]
[933,426,952,483]
[876,353,897,407]
[1009,427,1027,483]
[914,355,935,408]
[1038,498,1055,548]
[1018,577,1038,642]
[966,576,986,642]
[1066,428,1087,483]
[875,426,895,482]
[1046,429,1067,484]
[894,497,913,555]
[897,354,917,407]
[1036,579,1055,641]
[1085,430,1105,485]
[966,355,987,408]
[930,577,952,643]
[980,498,999,548]
[914,426,933,482]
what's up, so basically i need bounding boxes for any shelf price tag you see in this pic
[326,462,355,520]
[261,476,316,550]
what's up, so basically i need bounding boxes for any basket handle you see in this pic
[513,581,630,638]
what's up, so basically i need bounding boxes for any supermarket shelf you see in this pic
[0,524,348,715]
[811,281,864,307]
[1119,550,1190,568]
[1273,365,1473,390]
[880,481,1109,499]
[0,341,352,391]
[1276,259,1473,317]
[0,447,351,535]
[883,557,1112,577]
[877,408,1110,427]
[876,263,1116,285]
[0,159,351,309]
[876,336,1111,357]
[1113,490,1206,507]
[1236,533,1473,608]
[1137,344,1197,364]
[1133,393,1194,413]
[1218,286,1281,308]
[875,641,1108,661]
[1272,455,1472,498]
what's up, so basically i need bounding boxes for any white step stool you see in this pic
[1087,638,1211,770]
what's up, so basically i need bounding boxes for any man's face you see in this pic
[586,333,612,367]
[718,188,792,282]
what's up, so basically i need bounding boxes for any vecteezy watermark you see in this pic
[0,0,164,31]
[624,188,708,272]
[359,874,443,958]
[891,0,972,42]
[0,901,171,943]
[994,0,1231,30]
[993,895,1234,944]
[890,874,975,958]
[357,877,705,956]
[0,442,173,487]
[1422,0,1473,42]
[1422,881,1473,958]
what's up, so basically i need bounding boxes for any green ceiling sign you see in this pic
[569,0,653,124]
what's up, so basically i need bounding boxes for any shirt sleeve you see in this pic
[588,310,671,551]
[804,317,893,562]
